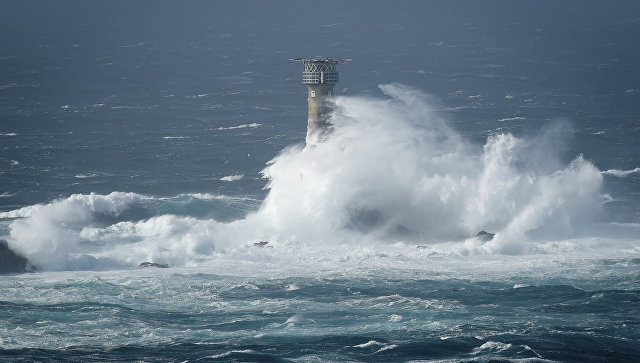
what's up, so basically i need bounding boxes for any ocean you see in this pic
[1,1,639,361]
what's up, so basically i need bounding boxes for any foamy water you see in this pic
[2,85,637,272]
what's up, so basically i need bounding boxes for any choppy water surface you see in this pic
[1,1,640,361]
[2,255,639,362]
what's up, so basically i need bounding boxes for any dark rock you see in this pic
[139,262,169,268]
[0,239,34,274]
[253,241,269,247]
[476,231,495,242]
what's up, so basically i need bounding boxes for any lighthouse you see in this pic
[291,57,350,146]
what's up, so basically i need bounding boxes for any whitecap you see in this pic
[472,341,512,354]
[497,116,527,122]
[601,168,640,177]
[220,174,244,182]
[376,344,398,353]
[285,314,302,324]
[286,283,299,291]
[75,173,99,179]
[206,350,255,359]
[217,123,261,131]
[2,192,146,270]
[353,340,385,348]
[352,340,398,353]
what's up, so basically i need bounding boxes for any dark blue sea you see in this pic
[1,1,640,361]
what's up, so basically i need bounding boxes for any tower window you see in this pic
[310,90,316,98]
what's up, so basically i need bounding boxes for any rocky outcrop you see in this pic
[476,231,495,242]
[0,239,33,274]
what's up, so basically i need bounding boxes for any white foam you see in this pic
[257,85,604,254]
[206,350,255,359]
[220,174,244,182]
[285,314,303,324]
[354,340,380,348]
[376,344,398,353]
[352,340,398,353]
[75,173,99,179]
[497,116,527,122]
[601,167,640,177]
[472,341,512,354]
[217,123,261,130]
[4,192,145,270]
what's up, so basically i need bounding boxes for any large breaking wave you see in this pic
[1,84,636,271]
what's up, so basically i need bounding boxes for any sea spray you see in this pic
[3,192,143,270]
[259,84,603,250]
[1,84,609,270]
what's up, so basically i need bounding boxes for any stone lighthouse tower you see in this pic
[291,57,350,146]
